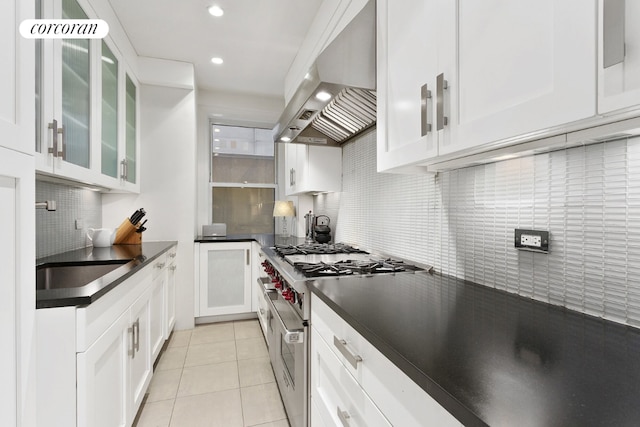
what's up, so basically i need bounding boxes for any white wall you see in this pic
[324,129,640,329]
[103,84,197,330]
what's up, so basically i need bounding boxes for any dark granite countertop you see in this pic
[309,272,640,427]
[195,234,306,247]
[36,241,177,309]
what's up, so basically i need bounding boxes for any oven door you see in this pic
[267,293,307,427]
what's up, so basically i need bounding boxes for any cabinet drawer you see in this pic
[311,295,461,427]
[311,327,390,427]
[151,253,168,280]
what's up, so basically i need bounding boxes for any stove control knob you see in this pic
[275,281,283,289]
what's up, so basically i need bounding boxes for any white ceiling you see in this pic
[108,0,322,98]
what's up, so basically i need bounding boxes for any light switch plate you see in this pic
[515,229,549,253]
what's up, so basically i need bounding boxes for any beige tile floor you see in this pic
[135,320,290,427]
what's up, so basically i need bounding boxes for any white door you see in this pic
[0,177,17,427]
[129,289,152,422]
[0,0,36,416]
[377,0,440,172]
[165,262,177,338]
[306,146,342,193]
[198,243,252,317]
[150,272,166,362]
[0,0,34,155]
[77,310,130,427]
[442,0,596,157]
[598,0,640,114]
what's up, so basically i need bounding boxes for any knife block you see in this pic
[113,219,142,245]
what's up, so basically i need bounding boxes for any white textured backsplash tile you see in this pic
[36,181,102,258]
[319,130,640,328]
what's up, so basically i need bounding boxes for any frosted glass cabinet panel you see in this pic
[101,41,118,178]
[197,243,253,317]
[124,75,137,184]
[61,0,91,168]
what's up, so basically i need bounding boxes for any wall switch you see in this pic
[515,229,549,253]
[75,219,84,230]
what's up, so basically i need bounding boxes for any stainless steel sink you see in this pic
[36,261,130,291]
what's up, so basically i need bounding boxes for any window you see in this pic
[210,124,276,234]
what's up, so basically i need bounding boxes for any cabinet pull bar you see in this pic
[134,319,140,353]
[56,125,64,158]
[246,249,250,265]
[421,84,432,136]
[603,0,626,68]
[47,119,58,157]
[333,336,362,369]
[436,73,448,130]
[337,407,351,427]
[128,326,135,358]
[120,159,127,180]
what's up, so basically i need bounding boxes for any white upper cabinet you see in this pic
[284,144,342,195]
[378,0,597,172]
[35,0,140,192]
[598,0,640,115]
[1,0,34,154]
[376,0,444,173]
[445,0,596,157]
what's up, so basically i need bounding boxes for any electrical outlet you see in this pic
[515,229,549,253]
[75,219,84,230]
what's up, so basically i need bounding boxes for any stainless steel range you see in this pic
[259,243,432,427]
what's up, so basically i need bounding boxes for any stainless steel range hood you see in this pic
[273,0,376,146]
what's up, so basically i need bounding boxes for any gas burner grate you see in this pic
[292,257,425,277]
[293,262,355,277]
[273,243,368,256]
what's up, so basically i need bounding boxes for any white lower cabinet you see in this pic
[165,248,177,337]
[196,242,252,317]
[128,288,152,418]
[310,295,462,427]
[311,327,390,427]
[77,309,129,427]
[77,286,151,427]
[37,245,177,427]
[150,255,167,362]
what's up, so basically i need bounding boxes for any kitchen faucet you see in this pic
[35,200,57,211]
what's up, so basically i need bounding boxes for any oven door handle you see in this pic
[266,295,305,344]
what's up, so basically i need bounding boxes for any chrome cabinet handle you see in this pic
[155,262,166,269]
[120,159,127,180]
[603,0,625,68]
[134,318,140,353]
[128,325,135,358]
[47,119,64,158]
[436,73,448,131]
[57,125,64,158]
[337,407,351,427]
[421,83,432,136]
[47,120,56,157]
[246,249,250,265]
[333,336,362,369]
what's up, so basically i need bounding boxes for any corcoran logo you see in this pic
[19,19,109,39]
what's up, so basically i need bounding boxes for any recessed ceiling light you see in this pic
[315,91,332,101]
[208,5,224,17]
[214,128,221,132]
[211,57,224,65]
[214,138,220,142]
[281,136,291,142]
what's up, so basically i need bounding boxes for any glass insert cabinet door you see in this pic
[197,243,252,317]
[101,41,118,178]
